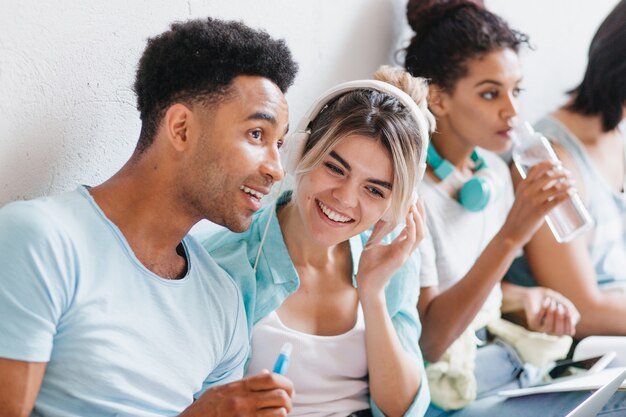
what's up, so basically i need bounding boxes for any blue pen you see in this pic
[272,342,293,375]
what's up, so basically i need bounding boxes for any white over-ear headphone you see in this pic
[282,79,429,184]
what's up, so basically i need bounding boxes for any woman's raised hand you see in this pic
[357,198,426,296]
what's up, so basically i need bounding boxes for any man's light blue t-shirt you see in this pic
[0,186,248,416]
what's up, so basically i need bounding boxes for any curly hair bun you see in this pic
[406,0,484,34]
[403,0,526,91]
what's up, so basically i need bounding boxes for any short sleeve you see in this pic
[0,202,73,362]
[371,249,430,417]
[196,286,249,397]
[494,158,522,257]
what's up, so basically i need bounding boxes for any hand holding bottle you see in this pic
[512,121,593,242]
[501,161,574,248]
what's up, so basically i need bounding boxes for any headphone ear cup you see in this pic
[458,177,491,212]
[282,131,310,176]
[458,169,498,212]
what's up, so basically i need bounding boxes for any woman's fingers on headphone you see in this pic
[415,196,426,220]
[396,202,424,252]
[411,198,426,247]
[404,206,417,242]
[367,198,425,251]
[365,219,388,249]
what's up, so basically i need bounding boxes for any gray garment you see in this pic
[506,117,626,290]
[536,116,626,286]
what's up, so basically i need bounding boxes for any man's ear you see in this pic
[163,103,193,152]
[427,84,449,118]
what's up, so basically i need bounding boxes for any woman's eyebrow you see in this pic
[369,179,392,190]
[330,151,351,170]
[330,151,392,190]
[474,79,502,87]
[474,76,523,88]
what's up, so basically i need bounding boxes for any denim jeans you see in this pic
[474,339,525,398]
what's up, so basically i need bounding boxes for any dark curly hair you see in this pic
[567,0,626,131]
[404,0,529,92]
[133,17,298,153]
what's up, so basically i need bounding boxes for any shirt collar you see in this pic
[255,193,297,285]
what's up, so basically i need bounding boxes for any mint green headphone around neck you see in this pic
[426,145,495,212]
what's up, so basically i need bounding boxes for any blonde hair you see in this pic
[373,65,436,134]
[373,65,435,224]
[293,66,435,227]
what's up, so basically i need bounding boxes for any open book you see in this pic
[499,337,626,398]
[574,336,626,366]
[498,366,626,397]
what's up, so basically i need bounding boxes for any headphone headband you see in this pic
[284,79,429,183]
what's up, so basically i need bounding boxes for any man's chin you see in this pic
[221,215,253,233]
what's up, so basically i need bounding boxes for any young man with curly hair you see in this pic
[0,17,298,417]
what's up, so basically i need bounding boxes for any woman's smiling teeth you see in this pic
[240,185,264,200]
[317,200,353,223]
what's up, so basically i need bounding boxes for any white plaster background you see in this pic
[0,0,620,206]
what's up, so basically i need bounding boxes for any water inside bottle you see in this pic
[545,194,594,243]
[512,152,594,243]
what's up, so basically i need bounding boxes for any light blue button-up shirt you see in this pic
[200,192,430,417]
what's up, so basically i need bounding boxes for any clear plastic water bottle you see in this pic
[511,121,594,243]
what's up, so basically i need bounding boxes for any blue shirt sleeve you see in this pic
[0,202,74,362]
[197,285,249,397]
[371,248,431,417]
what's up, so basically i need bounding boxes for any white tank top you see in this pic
[246,306,370,417]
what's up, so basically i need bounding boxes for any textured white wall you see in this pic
[0,0,403,206]
[0,1,620,206]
